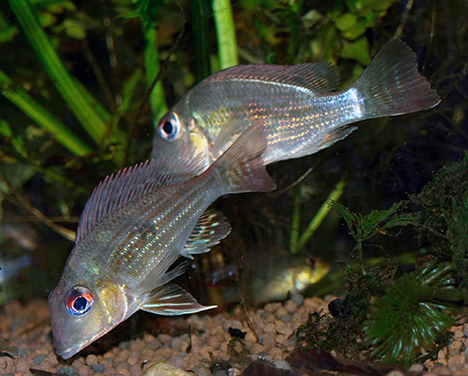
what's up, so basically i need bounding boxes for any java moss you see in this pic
[295,155,468,368]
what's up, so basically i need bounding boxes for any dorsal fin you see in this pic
[203,63,340,92]
[180,209,231,258]
[76,148,205,242]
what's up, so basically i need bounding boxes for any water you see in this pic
[0,0,467,371]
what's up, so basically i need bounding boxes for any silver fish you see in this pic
[152,38,440,169]
[48,123,275,359]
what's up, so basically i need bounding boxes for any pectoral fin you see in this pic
[181,209,231,258]
[141,283,216,315]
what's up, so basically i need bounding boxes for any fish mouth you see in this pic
[54,336,93,360]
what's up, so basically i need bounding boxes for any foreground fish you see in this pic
[48,124,276,359]
[152,38,440,168]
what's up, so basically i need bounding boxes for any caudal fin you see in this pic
[352,38,440,118]
[210,121,276,194]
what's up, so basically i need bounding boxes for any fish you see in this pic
[152,38,440,169]
[203,254,331,305]
[48,123,276,359]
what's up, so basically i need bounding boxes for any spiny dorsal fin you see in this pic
[76,148,204,242]
[181,209,231,259]
[203,63,340,93]
[141,283,216,315]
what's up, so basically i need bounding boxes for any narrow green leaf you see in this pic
[0,69,93,156]
[8,0,119,146]
[213,0,238,69]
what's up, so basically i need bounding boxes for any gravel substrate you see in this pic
[1,296,468,376]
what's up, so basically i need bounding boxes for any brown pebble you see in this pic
[284,299,298,314]
[72,358,86,369]
[448,353,465,368]
[120,349,130,360]
[275,307,288,319]
[244,340,254,350]
[244,331,256,342]
[386,371,404,376]
[171,336,183,351]
[275,322,293,337]
[264,302,282,313]
[251,343,264,354]
[207,335,221,350]
[0,356,14,373]
[432,365,451,375]
[129,363,142,375]
[191,334,201,346]
[158,333,173,345]
[198,345,214,360]
[39,360,54,372]
[173,357,188,369]
[275,334,288,346]
[127,350,140,365]
[142,348,155,359]
[131,341,146,352]
[269,347,284,360]
[77,364,92,376]
[262,335,275,352]
[116,368,131,376]
[192,364,211,376]
[144,333,157,343]
[47,353,60,367]
[86,354,99,366]
[156,346,173,357]
[263,322,276,334]
[143,361,192,376]
[219,342,228,353]
[409,364,424,372]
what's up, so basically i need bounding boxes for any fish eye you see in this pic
[305,257,316,267]
[65,286,94,317]
[157,113,181,142]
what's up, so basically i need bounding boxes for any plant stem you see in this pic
[8,0,120,147]
[297,178,346,252]
[190,0,212,82]
[0,70,93,157]
[289,186,303,254]
[143,22,168,123]
[212,0,238,69]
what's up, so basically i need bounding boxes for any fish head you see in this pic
[152,110,209,167]
[293,257,331,292]
[48,275,129,359]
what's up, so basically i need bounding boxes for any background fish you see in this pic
[201,254,331,306]
[152,38,440,169]
[48,124,276,359]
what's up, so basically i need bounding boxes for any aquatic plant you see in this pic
[363,259,456,368]
[333,201,414,269]
[294,154,468,367]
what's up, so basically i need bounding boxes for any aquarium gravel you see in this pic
[1,296,468,376]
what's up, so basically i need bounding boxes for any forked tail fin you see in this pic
[210,121,276,194]
[352,38,440,118]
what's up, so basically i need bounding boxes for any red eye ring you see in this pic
[65,286,94,317]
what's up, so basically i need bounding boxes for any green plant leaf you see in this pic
[340,36,371,65]
[8,0,123,150]
[0,69,93,156]
[335,13,357,31]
